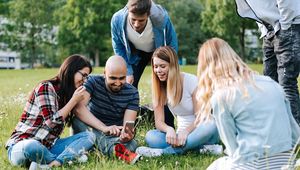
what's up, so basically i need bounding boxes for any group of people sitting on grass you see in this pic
[5,0,300,169]
[5,38,300,169]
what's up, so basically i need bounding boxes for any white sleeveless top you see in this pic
[126,17,155,52]
[168,73,198,132]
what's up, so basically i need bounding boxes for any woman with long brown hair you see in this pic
[6,54,95,168]
[136,46,219,157]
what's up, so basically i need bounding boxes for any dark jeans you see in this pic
[132,50,153,89]
[263,24,300,123]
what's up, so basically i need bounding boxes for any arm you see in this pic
[165,14,178,53]
[177,88,198,146]
[74,91,122,136]
[212,95,238,156]
[154,104,177,146]
[111,15,133,76]
[37,83,85,129]
[119,109,137,142]
[277,0,295,30]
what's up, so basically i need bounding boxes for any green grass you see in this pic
[0,65,299,170]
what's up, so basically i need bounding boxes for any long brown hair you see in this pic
[49,54,92,110]
[151,46,182,108]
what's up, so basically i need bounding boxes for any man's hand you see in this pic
[103,125,123,136]
[126,75,134,84]
[119,126,135,143]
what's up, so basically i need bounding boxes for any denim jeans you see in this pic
[71,116,137,156]
[145,120,219,155]
[7,131,95,166]
[132,50,153,88]
[263,24,300,123]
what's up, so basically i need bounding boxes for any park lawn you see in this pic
[0,64,299,170]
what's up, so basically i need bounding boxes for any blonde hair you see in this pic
[196,38,256,124]
[152,46,183,108]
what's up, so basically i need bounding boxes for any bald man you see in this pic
[72,56,140,164]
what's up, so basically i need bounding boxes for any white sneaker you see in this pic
[29,162,50,170]
[199,144,223,155]
[68,154,89,165]
[136,146,163,157]
[78,154,88,163]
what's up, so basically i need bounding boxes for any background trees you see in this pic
[0,0,261,67]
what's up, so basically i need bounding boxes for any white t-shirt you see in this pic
[168,72,198,132]
[126,17,155,52]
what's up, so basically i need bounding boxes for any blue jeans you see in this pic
[71,116,137,156]
[145,120,219,155]
[7,131,95,166]
[263,24,300,123]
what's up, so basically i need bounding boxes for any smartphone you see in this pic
[123,120,135,133]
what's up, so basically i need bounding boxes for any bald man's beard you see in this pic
[110,86,122,92]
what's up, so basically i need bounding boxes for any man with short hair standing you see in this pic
[111,0,178,88]
[111,0,177,128]
[72,56,140,164]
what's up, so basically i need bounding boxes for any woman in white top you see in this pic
[136,46,219,157]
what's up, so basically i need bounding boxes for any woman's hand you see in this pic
[166,127,177,146]
[176,130,188,147]
[71,86,86,103]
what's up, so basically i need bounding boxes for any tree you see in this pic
[201,0,256,59]
[6,0,56,68]
[57,0,123,66]
[169,0,205,64]
[153,0,207,64]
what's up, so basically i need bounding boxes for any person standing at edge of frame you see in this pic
[235,0,300,123]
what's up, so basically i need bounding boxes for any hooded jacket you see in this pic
[111,1,178,75]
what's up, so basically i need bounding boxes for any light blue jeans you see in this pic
[7,131,95,166]
[145,120,219,155]
[71,116,137,156]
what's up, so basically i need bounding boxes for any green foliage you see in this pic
[201,0,256,59]
[57,0,124,66]
[2,0,57,67]
[171,0,205,64]
[1,0,263,67]
[156,0,206,64]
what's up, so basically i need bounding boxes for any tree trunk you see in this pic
[95,48,100,67]
[30,27,36,68]
[240,22,246,60]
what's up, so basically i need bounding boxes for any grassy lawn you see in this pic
[0,64,299,170]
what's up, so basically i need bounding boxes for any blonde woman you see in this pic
[136,46,219,157]
[196,38,300,169]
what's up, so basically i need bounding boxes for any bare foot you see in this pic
[48,160,61,167]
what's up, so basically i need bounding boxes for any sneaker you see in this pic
[29,162,50,170]
[199,144,223,155]
[78,154,88,163]
[114,143,141,164]
[136,146,163,157]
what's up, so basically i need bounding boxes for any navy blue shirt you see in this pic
[84,75,139,126]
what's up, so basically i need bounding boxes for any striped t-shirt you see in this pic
[84,75,139,126]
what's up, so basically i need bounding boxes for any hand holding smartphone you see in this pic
[123,120,135,134]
